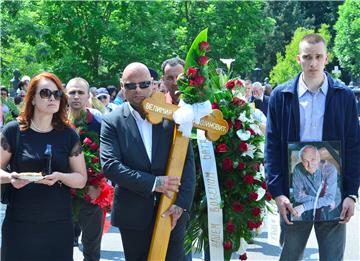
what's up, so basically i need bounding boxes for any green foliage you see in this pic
[269,24,332,86]
[334,0,360,78]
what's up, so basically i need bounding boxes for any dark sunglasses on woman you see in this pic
[38,88,63,100]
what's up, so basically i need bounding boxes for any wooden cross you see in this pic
[141,92,228,260]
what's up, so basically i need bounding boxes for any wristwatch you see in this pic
[347,195,357,203]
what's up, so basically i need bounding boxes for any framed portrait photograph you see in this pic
[288,141,342,222]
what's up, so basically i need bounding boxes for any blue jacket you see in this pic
[265,72,360,198]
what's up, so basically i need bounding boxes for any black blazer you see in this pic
[100,103,196,230]
[253,95,270,116]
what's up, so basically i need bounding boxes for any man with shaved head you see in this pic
[100,62,195,260]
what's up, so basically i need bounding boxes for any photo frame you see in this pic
[288,141,342,222]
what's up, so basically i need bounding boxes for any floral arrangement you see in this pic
[70,111,114,220]
[177,28,212,104]
[186,62,273,260]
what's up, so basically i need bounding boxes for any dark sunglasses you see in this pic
[124,81,151,90]
[97,95,108,100]
[38,88,63,100]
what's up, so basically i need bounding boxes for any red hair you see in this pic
[18,72,69,131]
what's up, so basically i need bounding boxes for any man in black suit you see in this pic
[100,62,196,260]
[251,81,270,116]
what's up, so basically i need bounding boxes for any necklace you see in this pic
[31,120,53,133]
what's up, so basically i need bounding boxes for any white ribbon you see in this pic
[173,100,212,137]
[197,130,224,260]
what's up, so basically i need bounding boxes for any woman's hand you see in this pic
[10,172,31,189]
[36,172,63,186]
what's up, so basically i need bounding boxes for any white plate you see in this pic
[18,175,44,182]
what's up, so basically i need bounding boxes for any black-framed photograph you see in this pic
[288,141,342,222]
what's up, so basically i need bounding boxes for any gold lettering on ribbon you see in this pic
[198,119,227,133]
[145,103,172,116]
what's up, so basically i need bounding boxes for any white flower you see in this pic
[242,144,256,158]
[220,58,235,71]
[236,129,251,141]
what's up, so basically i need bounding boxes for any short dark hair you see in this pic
[300,34,327,46]
[161,57,185,74]
[1,87,9,94]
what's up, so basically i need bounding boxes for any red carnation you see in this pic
[235,79,244,87]
[198,56,209,65]
[226,80,235,90]
[216,143,228,153]
[227,119,233,129]
[194,75,205,86]
[224,241,232,250]
[226,221,235,233]
[265,191,272,201]
[247,128,255,136]
[187,67,197,77]
[249,192,258,201]
[238,162,246,170]
[199,41,210,51]
[243,174,254,184]
[251,207,261,217]
[222,158,233,171]
[261,181,267,190]
[212,102,220,109]
[239,253,248,260]
[232,201,244,213]
[91,156,99,164]
[239,142,248,152]
[83,137,92,145]
[235,119,242,130]
[90,142,99,151]
[224,178,235,189]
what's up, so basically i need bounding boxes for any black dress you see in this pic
[1,121,81,261]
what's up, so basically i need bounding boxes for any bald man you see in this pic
[100,63,195,260]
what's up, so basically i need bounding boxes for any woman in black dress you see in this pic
[0,72,87,261]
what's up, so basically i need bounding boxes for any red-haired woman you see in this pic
[0,72,87,261]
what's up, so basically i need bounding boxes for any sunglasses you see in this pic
[124,81,151,90]
[38,88,63,100]
[97,95,108,100]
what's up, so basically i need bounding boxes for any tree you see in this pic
[269,24,332,86]
[334,0,360,79]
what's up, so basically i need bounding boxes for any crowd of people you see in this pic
[0,33,359,261]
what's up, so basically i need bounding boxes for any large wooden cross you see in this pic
[141,92,228,260]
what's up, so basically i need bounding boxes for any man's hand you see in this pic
[10,172,31,189]
[154,176,181,199]
[162,204,183,230]
[339,197,355,224]
[293,204,305,217]
[275,195,298,225]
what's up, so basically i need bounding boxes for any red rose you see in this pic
[232,201,244,213]
[232,97,246,106]
[265,191,272,201]
[247,220,257,230]
[194,75,205,86]
[243,174,254,184]
[224,178,235,189]
[255,221,263,228]
[227,119,233,129]
[247,128,255,136]
[249,192,258,201]
[251,207,261,217]
[239,142,248,152]
[216,143,228,153]
[91,156,99,164]
[235,119,242,130]
[239,253,248,260]
[83,137,92,145]
[261,181,267,190]
[187,67,197,77]
[224,241,232,250]
[212,102,219,109]
[238,162,246,170]
[226,80,235,90]
[90,142,99,151]
[198,56,209,65]
[199,41,210,51]
[226,221,235,233]
[252,163,260,171]
[235,79,244,87]
[222,158,233,171]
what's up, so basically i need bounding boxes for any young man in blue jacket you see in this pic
[265,33,360,261]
